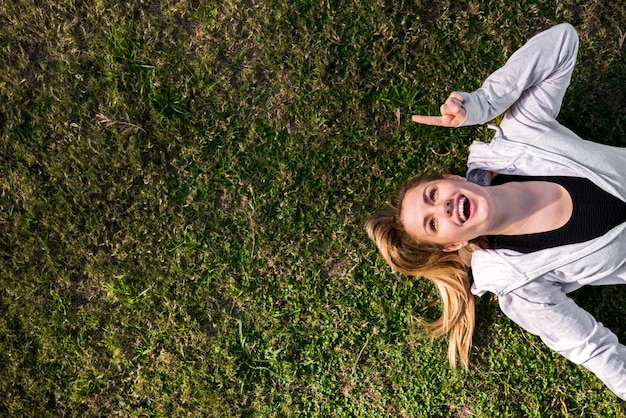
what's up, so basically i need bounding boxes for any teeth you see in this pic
[458,196,468,222]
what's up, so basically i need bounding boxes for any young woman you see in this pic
[367,23,626,400]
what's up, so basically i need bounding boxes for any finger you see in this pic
[444,97,461,113]
[449,91,464,102]
[411,114,446,126]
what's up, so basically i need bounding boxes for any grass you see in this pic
[1,0,625,416]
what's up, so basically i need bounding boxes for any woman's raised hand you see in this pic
[412,92,467,127]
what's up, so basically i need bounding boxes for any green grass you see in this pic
[1,0,625,416]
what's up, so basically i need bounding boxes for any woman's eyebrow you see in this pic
[422,217,431,236]
[421,189,432,236]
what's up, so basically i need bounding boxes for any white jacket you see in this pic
[459,23,626,399]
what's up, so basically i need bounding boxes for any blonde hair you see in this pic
[366,173,475,368]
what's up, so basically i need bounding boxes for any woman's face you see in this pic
[401,176,492,251]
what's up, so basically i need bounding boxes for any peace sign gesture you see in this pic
[411,92,467,127]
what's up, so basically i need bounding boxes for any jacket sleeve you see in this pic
[459,23,579,127]
[498,278,626,400]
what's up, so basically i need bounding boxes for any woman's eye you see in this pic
[429,219,436,232]
[429,189,436,201]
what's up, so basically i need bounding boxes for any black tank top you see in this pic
[489,175,626,253]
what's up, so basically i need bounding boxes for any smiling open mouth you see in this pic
[458,195,470,223]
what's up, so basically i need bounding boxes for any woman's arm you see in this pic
[498,279,626,400]
[413,23,580,128]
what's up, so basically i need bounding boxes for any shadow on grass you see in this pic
[571,285,626,341]
[559,41,626,147]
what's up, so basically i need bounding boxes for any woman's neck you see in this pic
[487,181,572,236]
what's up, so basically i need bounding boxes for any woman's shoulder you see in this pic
[470,246,565,295]
[470,249,528,296]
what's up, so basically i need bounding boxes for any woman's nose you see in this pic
[442,199,453,217]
